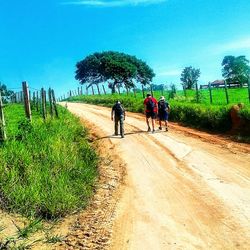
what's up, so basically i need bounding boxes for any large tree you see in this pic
[75,51,155,93]
[180,66,201,89]
[222,55,250,86]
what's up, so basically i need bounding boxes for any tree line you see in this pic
[180,56,250,90]
[75,51,250,91]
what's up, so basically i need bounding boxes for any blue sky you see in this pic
[1,0,250,97]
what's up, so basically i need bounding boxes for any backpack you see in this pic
[114,103,123,116]
[158,100,167,112]
[146,98,155,112]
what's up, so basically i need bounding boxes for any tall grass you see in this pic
[0,104,98,219]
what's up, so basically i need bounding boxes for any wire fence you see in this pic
[59,80,250,106]
[0,82,59,141]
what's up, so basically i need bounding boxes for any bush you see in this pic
[0,105,98,219]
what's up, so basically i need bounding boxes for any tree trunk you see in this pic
[112,82,116,94]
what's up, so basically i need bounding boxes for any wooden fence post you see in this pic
[248,77,250,103]
[102,85,106,95]
[183,85,187,98]
[224,80,229,104]
[41,88,46,120]
[208,82,213,104]
[33,92,36,107]
[22,81,32,121]
[51,89,59,118]
[36,91,39,112]
[48,88,54,117]
[195,81,199,103]
[0,91,7,141]
[20,91,23,102]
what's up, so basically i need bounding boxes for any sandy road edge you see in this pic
[52,117,127,250]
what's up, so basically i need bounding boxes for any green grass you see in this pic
[0,104,98,219]
[176,88,249,105]
[72,86,250,106]
[45,234,64,244]
[66,89,250,134]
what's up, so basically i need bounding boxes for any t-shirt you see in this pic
[144,97,158,113]
[112,103,125,116]
[158,100,169,113]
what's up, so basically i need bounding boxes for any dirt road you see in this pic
[66,102,250,250]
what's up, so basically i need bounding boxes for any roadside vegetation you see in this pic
[0,104,98,219]
[67,90,250,133]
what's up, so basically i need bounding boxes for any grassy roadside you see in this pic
[66,92,250,135]
[0,104,98,219]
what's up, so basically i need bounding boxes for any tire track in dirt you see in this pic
[65,103,250,250]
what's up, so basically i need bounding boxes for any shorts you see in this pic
[158,111,169,121]
[146,111,157,119]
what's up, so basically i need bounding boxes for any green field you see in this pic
[74,86,250,106]
[0,104,98,219]
[176,88,249,105]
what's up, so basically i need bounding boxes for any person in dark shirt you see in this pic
[111,101,125,138]
[158,96,170,131]
[143,93,158,132]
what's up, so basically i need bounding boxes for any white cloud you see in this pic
[61,0,167,7]
[212,37,250,54]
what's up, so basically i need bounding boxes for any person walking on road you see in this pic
[144,93,158,132]
[158,96,170,131]
[111,101,125,138]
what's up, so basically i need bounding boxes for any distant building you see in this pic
[210,80,225,87]
[200,80,247,89]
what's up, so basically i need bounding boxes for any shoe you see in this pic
[152,129,155,133]
[147,127,151,132]
[166,127,168,131]
[121,135,124,138]
[159,127,162,130]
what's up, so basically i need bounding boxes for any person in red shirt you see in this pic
[143,93,158,132]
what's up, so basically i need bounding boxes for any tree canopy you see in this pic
[180,66,201,89]
[75,51,155,93]
[0,83,14,103]
[222,55,250,86]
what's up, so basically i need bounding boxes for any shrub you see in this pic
[0,105,98,219]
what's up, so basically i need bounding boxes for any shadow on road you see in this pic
[94,129,164,141]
